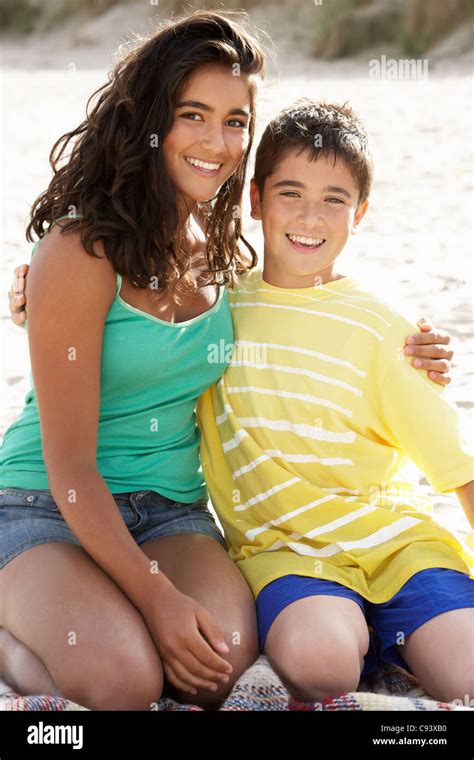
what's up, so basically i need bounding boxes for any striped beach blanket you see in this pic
[0,655,471,711]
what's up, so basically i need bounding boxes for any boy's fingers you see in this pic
[13,276,25,293]
[13,311,26,325]
[405,330,450,346]
[9,291,25,314]
[14,264,29,276]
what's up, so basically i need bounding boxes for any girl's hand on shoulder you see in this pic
[404,317,454,386]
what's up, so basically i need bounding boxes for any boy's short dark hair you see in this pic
[253,99,374,209]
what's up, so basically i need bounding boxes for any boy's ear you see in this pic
[352,199,369,233]
[249,178,262,220]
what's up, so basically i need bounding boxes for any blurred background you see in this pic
[0,0,473,533]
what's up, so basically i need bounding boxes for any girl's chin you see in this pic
[177,185,222,205]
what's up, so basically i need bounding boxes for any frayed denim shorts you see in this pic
[0,487,227,570]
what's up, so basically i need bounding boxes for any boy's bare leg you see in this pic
[396,608,474,705]
[263,595,370,702]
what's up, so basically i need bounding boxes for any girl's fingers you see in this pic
[167,655,220,692]
[177,647,230,685]
[405,329,450,346]
[415,318,432,331]
[163,661,198,696]
[411,358,450,373]
[193,608,232,666]
[428,370,451,385]
[404,344,453,360]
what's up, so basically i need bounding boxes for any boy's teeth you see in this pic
[288,234,324,246]
[186,157,220,171]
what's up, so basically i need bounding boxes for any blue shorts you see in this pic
[256,568,474,677]
[0,487,226,570]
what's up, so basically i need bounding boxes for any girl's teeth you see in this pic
[288,234,324,246]
[186,157,220,171]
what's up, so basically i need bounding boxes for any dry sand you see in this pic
[1,4,472,536]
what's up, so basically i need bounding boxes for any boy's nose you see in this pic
[297,205,325,227]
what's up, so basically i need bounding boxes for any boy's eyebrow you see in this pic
[175,100,250,117]
[271,181,353,199]
[272,180,306,189]
[322,185,354,199]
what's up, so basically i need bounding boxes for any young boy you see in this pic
[197,100,474,704]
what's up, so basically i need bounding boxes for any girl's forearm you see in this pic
[46,461,175,611]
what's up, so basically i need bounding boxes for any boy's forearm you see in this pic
[455,480,474,529]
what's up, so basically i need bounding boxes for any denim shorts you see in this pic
[0,487,227,570]
[256,568,474,677]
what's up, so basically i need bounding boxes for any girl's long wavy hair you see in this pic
[26,11,265,294]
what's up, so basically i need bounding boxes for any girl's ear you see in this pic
[249,178,263,220]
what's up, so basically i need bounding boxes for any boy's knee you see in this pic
[270,639,362,703]
[286,659,361,703]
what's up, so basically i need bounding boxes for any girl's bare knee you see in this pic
[61,641,164,711]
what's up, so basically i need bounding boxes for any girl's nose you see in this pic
[200,125,226,155]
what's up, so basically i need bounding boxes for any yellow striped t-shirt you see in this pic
[197,268,474,601]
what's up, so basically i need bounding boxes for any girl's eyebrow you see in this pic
[176,99,250,117]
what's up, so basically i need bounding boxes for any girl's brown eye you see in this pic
[180,112,203,121]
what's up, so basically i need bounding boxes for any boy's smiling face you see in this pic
[250,148,369,288]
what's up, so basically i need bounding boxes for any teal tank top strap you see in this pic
[30,213,84,260]
[28,214,121,298]
[51,213,81,226]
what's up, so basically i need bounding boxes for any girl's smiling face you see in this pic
[250,149,369,288]
[163,64,253,208]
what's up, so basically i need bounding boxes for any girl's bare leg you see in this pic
[0,542,164,710]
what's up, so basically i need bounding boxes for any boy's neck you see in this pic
[262,263,347,289]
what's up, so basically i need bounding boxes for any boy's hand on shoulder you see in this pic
[404,317,453,386]
[8,263,29,327]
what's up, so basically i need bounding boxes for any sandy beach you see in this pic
[1,4,473,537]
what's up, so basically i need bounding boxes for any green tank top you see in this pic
[0,218,234,502]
